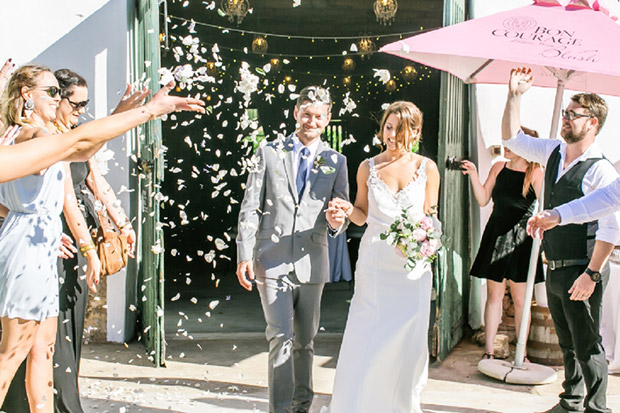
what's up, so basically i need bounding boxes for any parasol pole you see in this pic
[513,73,570,367]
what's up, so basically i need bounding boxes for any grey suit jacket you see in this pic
[236,135,349,284]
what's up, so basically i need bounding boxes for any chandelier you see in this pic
[252,36,268,53]
[402,65,417,82]
[358,37,376,58]
[221,0,250,25]
[374,0,398,26]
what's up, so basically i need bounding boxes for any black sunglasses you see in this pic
[37,86,61,98]
[65,97,89,110]
[561,109,593,121]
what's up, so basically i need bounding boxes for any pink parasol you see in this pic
[381,0,620,380]
[381,0,620,138]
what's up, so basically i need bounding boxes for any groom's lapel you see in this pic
[305,139,328,195]
[282,135,298,202]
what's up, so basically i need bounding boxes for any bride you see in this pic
[327,100,440,412]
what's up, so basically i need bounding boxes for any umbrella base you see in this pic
[478,359,558,385]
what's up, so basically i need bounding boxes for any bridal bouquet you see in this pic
[380,207,443,270]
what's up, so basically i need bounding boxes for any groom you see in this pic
[236,86,349,413]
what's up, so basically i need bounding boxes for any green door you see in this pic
[133,0,166,367]
[433,0,469,361]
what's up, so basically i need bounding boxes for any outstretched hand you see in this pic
[509,67,534,95]
[145,81,206,118]
[0,58,15,92]
[527,209,561,239]
[0,125,21,146]
[460,160,478,178]
[112,84,150,115]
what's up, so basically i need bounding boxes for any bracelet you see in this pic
[119,222,132,231]
[142,104,156,121]
[80,243,96,257]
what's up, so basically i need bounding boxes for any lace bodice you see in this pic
[365,157,428,235]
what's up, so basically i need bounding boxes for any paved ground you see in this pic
[79,333,620,413]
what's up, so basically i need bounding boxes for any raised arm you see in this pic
[502,67,533,141]
[0,81,204,183]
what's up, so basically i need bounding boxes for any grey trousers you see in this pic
[256,272,324,413]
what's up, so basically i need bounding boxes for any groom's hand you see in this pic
[236,260,255,291]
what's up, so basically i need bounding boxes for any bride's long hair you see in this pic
[377,101,423,153]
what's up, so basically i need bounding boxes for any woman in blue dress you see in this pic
[0,64,205,412]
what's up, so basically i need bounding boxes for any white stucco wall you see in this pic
[0,0,133,342]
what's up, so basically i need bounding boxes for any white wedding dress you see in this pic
[330,157,433,413]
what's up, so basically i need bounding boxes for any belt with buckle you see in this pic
[547,259,589,271]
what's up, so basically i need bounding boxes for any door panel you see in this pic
[135,0,166,366]
[433,0,469,361]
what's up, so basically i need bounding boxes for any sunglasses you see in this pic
[37,86,61,98]
[561,109,593,121]
[65,97,89,110]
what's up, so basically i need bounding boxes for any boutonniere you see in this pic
[314,156,335,175]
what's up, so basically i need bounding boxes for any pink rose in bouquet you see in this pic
[420,240,437,258]
[412,228,427,242]
[419,216,434,231]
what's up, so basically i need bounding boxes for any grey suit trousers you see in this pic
[256,272,324,413]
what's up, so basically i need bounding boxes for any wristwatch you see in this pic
[585,267,602,283]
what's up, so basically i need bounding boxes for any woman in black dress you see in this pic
[462,127,544,360]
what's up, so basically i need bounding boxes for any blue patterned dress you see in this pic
[0,162,65,321]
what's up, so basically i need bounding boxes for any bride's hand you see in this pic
[145,81,206,118]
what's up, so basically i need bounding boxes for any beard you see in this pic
[562,124,588,144]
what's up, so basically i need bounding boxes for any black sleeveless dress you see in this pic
[470,164,544,283]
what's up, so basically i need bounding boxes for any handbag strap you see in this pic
[86,160,115,233]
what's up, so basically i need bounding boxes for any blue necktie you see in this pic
[296,147,310,198]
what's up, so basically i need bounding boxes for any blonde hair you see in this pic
[520,126,541,198]
[377,101,423,153]
[0,64,52,130]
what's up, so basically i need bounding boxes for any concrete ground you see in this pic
[79,334,620,413]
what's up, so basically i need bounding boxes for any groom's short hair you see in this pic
[296,86,332,111]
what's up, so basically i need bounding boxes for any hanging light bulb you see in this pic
[206,61,218,76]
[342,58,356,72]
[386,79,397,92]
[270,58,282,72]
[343,76,352,87]
[374,0,398,26]
[252,36,268,53]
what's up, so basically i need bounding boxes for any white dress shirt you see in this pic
[504,130,620,245]
[292,134,321,180]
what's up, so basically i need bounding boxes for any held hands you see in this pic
[568,273,596,301]
[526,209,561,239]
[144,81,206,118]
[326,197,351,229]
[236,260,255,291]
[509,67,534,95]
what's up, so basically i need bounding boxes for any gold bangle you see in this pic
[119,222,131,231]
[80,243,96,257]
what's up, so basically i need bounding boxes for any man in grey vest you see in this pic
[502,68,620,413]
[236,86,349,413]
